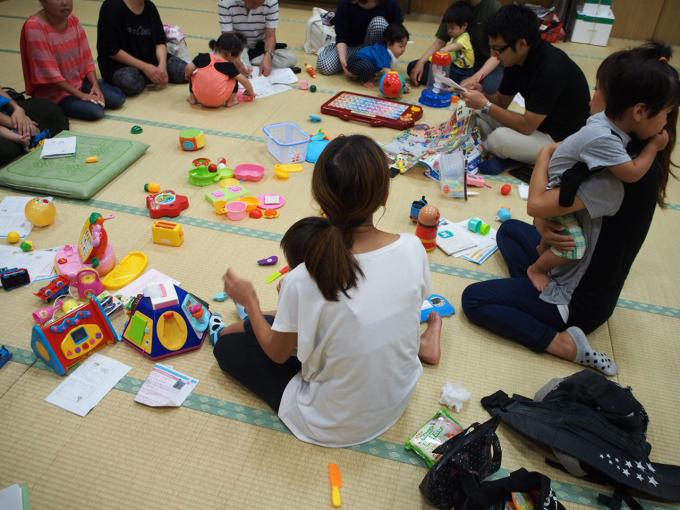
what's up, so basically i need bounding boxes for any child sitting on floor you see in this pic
[438,1,475,83]
[209,216,328,344]
[526,50,678,292]
[346,23,410,89]
[185,33,255,108]
[0,96,50,150]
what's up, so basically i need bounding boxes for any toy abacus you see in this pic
[320,91,423,130]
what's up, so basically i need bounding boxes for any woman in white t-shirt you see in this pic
[213,134,442,447]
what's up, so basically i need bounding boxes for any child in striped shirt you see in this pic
[20,0,125,121]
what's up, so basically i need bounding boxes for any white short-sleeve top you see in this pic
[273,234,431,447]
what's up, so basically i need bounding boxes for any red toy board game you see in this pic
[320,92,423,130]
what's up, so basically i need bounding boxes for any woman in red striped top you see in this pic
[20,0,125,121]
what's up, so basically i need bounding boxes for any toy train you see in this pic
[34,275,70,302]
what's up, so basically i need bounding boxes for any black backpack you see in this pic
[482,370,680,508]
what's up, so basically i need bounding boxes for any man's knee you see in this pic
[485,127,518,159]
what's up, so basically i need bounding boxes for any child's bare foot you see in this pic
[186,95,197,105]
[527,264,551,292]
[361,81,375,89]
[226,95,239,107]
[419,312,442,365]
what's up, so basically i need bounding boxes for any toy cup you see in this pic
[226,201,247,221]
[496,208,512,223]
[468,217,491,235]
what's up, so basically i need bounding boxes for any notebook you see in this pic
[40,136,76,159]
[436,218,477,255]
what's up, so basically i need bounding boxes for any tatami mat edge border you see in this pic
[50,197,680,320]
[4,345,677,510]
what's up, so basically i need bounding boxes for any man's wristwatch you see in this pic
[481,101,492,114]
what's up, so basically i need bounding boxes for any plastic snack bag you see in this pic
[405,408,463,467]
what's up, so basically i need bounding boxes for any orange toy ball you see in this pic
[24,197,56,227]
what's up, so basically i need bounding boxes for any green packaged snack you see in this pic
[405,408,463,467]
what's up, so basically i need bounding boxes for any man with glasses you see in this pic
[462,5,590,164]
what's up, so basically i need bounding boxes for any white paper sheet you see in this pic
[453,219,498,265]
[135,364,198,407]
[241,67,298,98]
[0,484,25,510]
[45,354,131,416]
[0,196,32,238]
[0,245,60,283]
[116,269,181,298]
[40,136,76,159]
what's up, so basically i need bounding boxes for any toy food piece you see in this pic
[257,193,286,210]
[86,156,99,164]
[501,183,512,195]
[193,157,211,167]
[240,196,260,212]
[299,79,309,90]
[7,231,20,244]
[131,125,143,134]
[101,251,149,290]
[234,163,265,182]
[416,205,440,252]
[144,182,161,193]
[249,209,262,219]
[24,197,56,227]
[20,240,34,252]
[263,209,279,219]
[304,63,316,78]
[309,114,322,122]
[310,85,317,93]
[405,408,463,467]
[258,256,278,266]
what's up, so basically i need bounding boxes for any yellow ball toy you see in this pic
[25,197,57,227]
[7,231,20,244]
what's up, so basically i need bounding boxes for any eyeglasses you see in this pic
[490,44,511,55]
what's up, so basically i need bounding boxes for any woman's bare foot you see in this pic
[361,81,375,89]
[226,94,239,107]
[186,95,197,105]
[527,264,551,292]
[419,312,442,365]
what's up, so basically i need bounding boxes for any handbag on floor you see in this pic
[304,7,336,55]
[462,468,566,510]
[419,418,502,510]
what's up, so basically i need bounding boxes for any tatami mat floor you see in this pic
[0,1,679,509]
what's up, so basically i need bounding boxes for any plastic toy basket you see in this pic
[262,122,310,163]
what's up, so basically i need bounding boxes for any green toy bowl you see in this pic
[188,165,234,186]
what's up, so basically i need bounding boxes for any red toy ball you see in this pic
[208,163,218,173]
[501,184,512,196]
[379,72,404,98]
[249,209,263,219]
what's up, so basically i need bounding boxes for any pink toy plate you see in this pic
[234,163,265,182]
[257,193,286,210]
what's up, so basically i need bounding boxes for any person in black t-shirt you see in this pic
[97,0,187,97]
[461,42,679,376]
[462,5,590,164]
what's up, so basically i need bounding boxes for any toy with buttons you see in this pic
[31,296,119,375]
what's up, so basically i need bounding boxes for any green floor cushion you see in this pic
[0,130,149,199]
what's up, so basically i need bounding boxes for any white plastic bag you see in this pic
[304,7,336,55]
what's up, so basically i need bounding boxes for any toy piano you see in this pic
[320,91,423,130]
